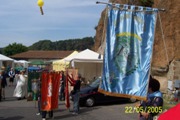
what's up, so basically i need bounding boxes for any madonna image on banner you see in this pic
[98,4,159,101]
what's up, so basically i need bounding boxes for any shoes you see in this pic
[42,118,46,120]
[49,116,54,119]
[72,112,78,115]
[17,98,21,100]
[36,113,40,116]
[69,110,74,112]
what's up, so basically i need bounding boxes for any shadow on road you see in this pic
[54,106,100,119]
[0,116,24,120]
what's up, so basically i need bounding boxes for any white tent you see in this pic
[14,60,30,68]
[69,49,103,82]
[0,54,14,69]
[52,51,79,71]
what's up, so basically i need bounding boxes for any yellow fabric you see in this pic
[53,59,69,71]
[52,51,78,71]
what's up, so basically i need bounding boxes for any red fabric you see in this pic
[68,75,76,86]
[41,72,51,111]
[65,73,76,109]
[41,72,60,111]
[65,72,70,108]
[158,103,180,120]
[51,72,60,109]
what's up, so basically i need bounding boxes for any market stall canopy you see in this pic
[17,60,30,63]
[70,49,103,63]
[64,51,79,62]
[53,51,79,71]
[0,54,14,68]
[0,54,14,61]
[14,60,30,68]
[28,66,42,71]
[30,60,47,65]
[69,49,103,82]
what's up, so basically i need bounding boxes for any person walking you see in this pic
[13,70,28,100]
[36,78,41,116]
[41,110,53,120]
[1,67,7,100]
[8,68,15,87]
[0,70,3,101]
[59,71,66,101]
[72,74,82,115]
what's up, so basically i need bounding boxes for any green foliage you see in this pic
[1,37,94,56]
[140,0,154,7]
[0,48,3,54]
[3,43,28,56]
[29,37,94,51]
[29,40,54,50]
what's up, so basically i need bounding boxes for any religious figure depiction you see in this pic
[113,33,140,76]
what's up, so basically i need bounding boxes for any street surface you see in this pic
[0,83,139,120]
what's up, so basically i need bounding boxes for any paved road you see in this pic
[0,83,139,120]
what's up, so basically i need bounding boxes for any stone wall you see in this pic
[95,0,180,67]
[167,60,180,89]
[94,0,180,93]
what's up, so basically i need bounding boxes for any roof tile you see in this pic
[11,50,74,59]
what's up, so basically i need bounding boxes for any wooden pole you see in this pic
[40,7,44,15]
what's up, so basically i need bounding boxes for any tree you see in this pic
[29,37,94,51]
[29,40,53,50]
[3,43,28,56]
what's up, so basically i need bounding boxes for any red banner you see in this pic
[41,72,60,111]
[65,69,78,109]
[65,71,70,108]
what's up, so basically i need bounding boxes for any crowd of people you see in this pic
[0,66,82,120]
[0,66,28,101]
[1,65,176,120]
[0,64,81,120]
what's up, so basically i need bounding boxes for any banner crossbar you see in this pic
[96,1,165,12]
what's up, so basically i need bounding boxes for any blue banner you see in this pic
[98,4,158,100]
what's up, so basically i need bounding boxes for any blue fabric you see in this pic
[148,91,163,98]
[73,92,80,113]
[99,4,158,99]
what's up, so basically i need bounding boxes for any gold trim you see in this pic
[98,88,147,101]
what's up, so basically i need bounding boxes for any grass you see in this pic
[162,94,179,111]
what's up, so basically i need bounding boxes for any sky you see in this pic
[0,0,107,48]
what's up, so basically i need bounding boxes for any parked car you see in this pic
[71,78,136,107]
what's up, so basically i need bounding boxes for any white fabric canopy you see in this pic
[69,49,103,82]
[0,54,14,68]
[52,51,79,71]
[14,60,30,68]
[0,54,14,61]
[64,51,80,62]
[69,49,103,63]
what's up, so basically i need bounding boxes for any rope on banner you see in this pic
[158,12,169,64]
[96,1,165,12]
[99,5,108,51]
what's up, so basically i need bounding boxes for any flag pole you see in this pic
[96,1,165,12]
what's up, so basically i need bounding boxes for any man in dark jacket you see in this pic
[59,71,66,101]
[72,74,82,115]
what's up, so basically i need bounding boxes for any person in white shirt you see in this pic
[13,70,27,100]
[8,68,15,87]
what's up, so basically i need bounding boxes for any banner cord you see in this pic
[100,5,108,50]
[158,12,169,64]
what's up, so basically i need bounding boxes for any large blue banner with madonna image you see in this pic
[98,4,158,100]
